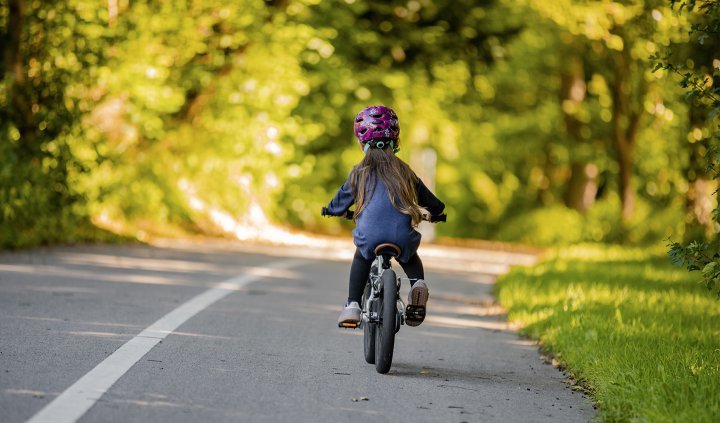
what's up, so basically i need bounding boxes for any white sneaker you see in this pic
[338,301,362,327]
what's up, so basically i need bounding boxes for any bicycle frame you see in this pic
[362,254,405,327]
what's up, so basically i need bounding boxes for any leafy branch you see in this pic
[652,58,720,105]
[661,0,720,298]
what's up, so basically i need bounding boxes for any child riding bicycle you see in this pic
[323,105,445,328]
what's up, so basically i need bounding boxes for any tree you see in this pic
[560,41,599,213]
[0,1,110,247]
[0,0,702,248]
[530,0,687,228]
[664,0,720,297]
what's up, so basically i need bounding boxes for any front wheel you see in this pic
[362,283,375,364]
[374,269,397,374]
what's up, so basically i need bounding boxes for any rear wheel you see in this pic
[374,269,397,374]
[362,283,375,364]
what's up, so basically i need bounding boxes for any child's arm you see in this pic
[325,176,355,216]
[416,178,445,217]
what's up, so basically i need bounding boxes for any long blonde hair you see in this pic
[349,148,424,227]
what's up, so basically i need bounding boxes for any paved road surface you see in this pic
[0,242,594,422]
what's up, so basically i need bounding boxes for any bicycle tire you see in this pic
[362,283,376,364]
[374,269,397,374]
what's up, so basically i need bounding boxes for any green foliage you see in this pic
[668,238,720,296]
[0,0,711,249]
[495,206,585,245]
[655,0,720,298]
[496,245,720,421]
[0,1,112,247]
[494,194,683,246]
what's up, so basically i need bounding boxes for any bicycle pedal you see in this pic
[338,321,360,329]
[405,305,426,321]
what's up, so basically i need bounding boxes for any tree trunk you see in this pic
[610,39,643,225]
[561,53,597,212]
[617,139,635,221]
[4,0,24,84]
[5,0,35,141]
[565,163,599,212]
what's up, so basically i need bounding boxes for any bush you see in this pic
[494,206,585,246]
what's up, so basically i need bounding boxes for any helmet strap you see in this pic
[363,142,371,155]
[363,140,400,155]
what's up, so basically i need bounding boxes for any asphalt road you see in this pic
[0,241,594,422]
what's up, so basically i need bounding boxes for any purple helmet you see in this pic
[354,106,400,149]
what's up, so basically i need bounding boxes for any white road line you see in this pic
[25,258,306,423]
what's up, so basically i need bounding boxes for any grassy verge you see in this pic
[495,244,720,422]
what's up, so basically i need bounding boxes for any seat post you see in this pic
[381,254,393,269]
[374,243,401,270]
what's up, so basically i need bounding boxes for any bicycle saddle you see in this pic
[374,243,401,257]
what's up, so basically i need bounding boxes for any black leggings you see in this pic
[347,248,425,304]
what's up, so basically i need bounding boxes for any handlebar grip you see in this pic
[430,213,447,223]
[322,207,354,220]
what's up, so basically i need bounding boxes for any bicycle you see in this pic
[321,207,446,374]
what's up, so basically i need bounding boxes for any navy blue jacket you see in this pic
[325,171,445,263]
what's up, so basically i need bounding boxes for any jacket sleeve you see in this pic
[325,175,355,216]
[416,177,445,216]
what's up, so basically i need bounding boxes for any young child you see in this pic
[324,105,445,327]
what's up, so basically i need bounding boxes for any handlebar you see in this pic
[321,207,355,220]
[429,213,447,223]
[321,207,446,223]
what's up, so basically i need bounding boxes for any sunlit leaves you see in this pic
[0,0,714,249]
[658,0,720,298]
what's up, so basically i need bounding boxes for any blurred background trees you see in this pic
[0,0,717,250]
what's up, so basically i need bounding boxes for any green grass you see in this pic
[496,244,720,422]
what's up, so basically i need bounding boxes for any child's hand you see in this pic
[428,213,447,223]
[321,207,354,220]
